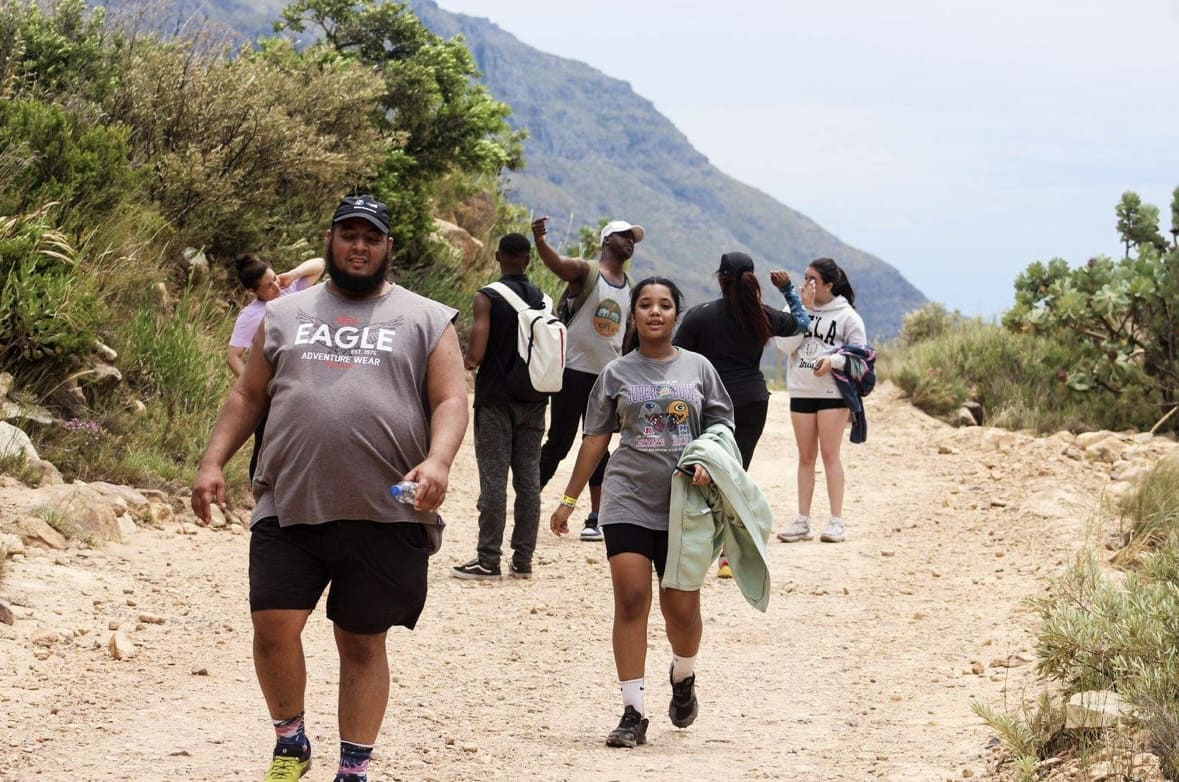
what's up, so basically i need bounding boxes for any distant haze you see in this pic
[434,0,1179,318]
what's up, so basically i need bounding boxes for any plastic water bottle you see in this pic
[390,480,419,505]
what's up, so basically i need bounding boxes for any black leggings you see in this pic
[732,399,769,470]
[538,367,608,489]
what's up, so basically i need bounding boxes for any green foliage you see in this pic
[1005,192,1179,434]
[0,207,105,386]
[0,0,121,105]
[278,0,525,260]
[972,692,1068,771]
[0,97,140,232]
[882,316,1112,431]
[106,36,387,257]
[900,302,966,345]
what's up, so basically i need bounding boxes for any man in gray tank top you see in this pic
[192,194,468,782]
[530,216,641,541]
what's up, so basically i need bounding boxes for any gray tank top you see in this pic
[251,284,457,536]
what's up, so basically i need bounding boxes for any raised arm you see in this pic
[276,256,325,289]
[531,216,590,287]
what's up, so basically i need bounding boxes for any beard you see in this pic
[326,244,391,295]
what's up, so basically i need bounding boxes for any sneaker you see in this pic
[776,516,813,543]
[508,561,532,579]
[605,705,648,748]
[451,558,501,580]
[265,755,311,781]
[579,513,604,542]
[820,518,847,543]
[716,558,733,579]
[669,669,699,728]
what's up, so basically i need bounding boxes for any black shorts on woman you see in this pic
[789,397,850,414]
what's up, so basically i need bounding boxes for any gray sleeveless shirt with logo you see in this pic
[251,283,457,544]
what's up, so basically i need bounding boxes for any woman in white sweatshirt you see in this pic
[774,258,866,543]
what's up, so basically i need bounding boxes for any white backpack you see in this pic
[484,282,567,400]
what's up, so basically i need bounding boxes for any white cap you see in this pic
[600,220,645,246]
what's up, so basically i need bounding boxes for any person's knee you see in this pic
[335,629,387,665]
[613,589,650,622]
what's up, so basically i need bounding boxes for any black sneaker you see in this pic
[451,558,501,580]
[579,512,604,542]
[605,705,648,748]
[669,670,698,728]
[508,561,532,579]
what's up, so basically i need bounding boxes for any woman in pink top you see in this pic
[228,254,324,478]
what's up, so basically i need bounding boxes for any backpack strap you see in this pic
[560,260,600,324]
[484,281,530,312]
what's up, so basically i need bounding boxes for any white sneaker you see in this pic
[776,516,813,543]
[820,517,847,543]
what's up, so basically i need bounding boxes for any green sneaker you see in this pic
[265,755,311,780]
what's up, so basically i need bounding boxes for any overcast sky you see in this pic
[433,0,1179,316]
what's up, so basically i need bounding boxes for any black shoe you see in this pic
[451,558,501,580]
[579,512,604,542]
[605,705,648,748]
[508,561,532,579]
[669,670,698,728]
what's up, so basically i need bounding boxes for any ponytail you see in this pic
[720,272,772,343]
[810,257,856,308]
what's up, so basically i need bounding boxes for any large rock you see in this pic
[433,219,484,268]
[0,421,39,463]
[16,484,123,544]
[1065,690,1130,729]
[11,515,67,550]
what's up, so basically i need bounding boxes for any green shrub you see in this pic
[882,316,1136,432]
[0,208,106,388]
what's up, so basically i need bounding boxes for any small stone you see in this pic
[108,630,135,660]
[137,613,166,625]
[880,550,896,558]
[191,666,209,676]
[461,744,478,753]
[970,661,985,675]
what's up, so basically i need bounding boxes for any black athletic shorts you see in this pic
[602,522,669,580]
[249,517,431,634]
[790,396,850,414]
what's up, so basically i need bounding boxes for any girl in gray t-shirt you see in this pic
[549,276,734,748]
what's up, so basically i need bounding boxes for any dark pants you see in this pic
[475,402,547,568]
[732,399,769,470]
[538,367,608,490]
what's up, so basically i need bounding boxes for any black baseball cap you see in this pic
[332,195,391,235]
[716,251,754,277]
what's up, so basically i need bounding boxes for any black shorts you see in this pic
[790,396,849,414]
[249,517,432,634]
[603,523,669,580]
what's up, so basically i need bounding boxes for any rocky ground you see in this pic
[1,382,1176,782]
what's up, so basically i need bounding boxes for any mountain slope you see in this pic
[409,0,925,338]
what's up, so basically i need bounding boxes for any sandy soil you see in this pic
[0,382,1114,781]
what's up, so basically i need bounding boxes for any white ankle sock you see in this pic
[620,678,645,715]
[671,654,696,683]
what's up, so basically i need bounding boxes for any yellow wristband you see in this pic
[560,494,578,508]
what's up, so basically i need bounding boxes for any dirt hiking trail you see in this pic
[0,382,1124,781]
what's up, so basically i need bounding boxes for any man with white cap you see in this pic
[530,216,643,541]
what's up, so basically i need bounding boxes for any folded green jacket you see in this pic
[664,423,773,612]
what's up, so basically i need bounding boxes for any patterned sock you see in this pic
[671,653,697,684]
[335,739,374,782]
[272,712,310,760]
[620,677,645,716]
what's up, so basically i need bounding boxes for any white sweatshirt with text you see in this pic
[775,296,867,400]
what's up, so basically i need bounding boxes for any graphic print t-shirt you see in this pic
[584,348,734,531]
[251,284,457,529]
[565,271,631,374]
